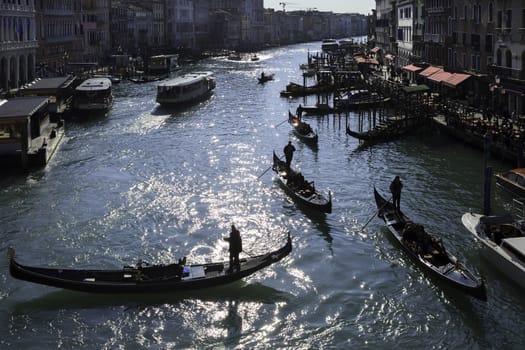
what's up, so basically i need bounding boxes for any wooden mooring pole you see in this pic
[483,132,492,216]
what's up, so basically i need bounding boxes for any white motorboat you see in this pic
[461,212,525,290]
[73,77,113,111]
[156,72,216,106]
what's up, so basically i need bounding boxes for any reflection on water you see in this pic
[1,41,525,348]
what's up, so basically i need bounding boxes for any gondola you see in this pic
[288,111,318,144]
[279,82,334,97]
[346,117,425,144]
[258,73,274,84]
[373,187,486,300]
[272,151,332,213]
[346,125,402,142]
[8,233,292,294]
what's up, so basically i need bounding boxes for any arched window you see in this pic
[505,49,512,68]
[496,49,502,66]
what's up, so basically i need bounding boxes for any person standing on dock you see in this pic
[390,176,403,212]
[283,141,296,170]
[224,224,242,272]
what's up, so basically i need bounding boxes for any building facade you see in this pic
[81,0,111,63]
[35,0,83,77]
[0,0,38,92]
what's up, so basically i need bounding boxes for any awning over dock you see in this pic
[402,84,430,94]
[419,65,443,77]
[402,64,423,72]
[442,73,471,88]
[22,76,76,91]
[427,71,453,83]
[354,56,379,65]
[0,97,50,121]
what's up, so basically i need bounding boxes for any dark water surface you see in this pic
[1,42,524,349]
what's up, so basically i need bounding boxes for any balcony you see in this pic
[487,65,524,81]
[0,41,38,51]
[424,33,445,43]
[426,7,445,14]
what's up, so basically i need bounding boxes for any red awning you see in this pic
[402,64,423,72]
[419,66,442,77]
[354,57,379,65]
[427,71,453,83]
[370,47,381,53]
[442,73,471,87]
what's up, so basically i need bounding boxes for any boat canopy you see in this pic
[501,237,525,263]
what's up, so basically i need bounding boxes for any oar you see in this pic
[360,196,392,232]
[275,118,289,127]
[257,165,272,179]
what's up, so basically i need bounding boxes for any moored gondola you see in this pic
[346,117,424,144]
[373,187,486,300]
[8,233,292,294]
[288,111,318,144]
[272,151,331,213]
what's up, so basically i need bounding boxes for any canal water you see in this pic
[1,41,524,349]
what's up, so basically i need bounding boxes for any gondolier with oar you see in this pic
[390,175,403,212]
[283,141,296,170]
[224,224,243,272]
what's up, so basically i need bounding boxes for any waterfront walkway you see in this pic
[363,65,525,167]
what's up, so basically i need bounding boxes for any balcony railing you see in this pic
[0,3,35,12]
[487,64,524,80]
[0,41,38,51]
[426,7,445,14]
[424,33,445,43]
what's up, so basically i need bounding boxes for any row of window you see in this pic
[384,5,525,30]
[447,48,515,73]
[41,22,81,38]
[1,16,33,42]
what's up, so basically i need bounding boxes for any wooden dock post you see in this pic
[483,166,492,216]
[483,131,492,216]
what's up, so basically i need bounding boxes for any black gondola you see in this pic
[258,73,274,84]
[8,234,292,294]
[288,111,318,144]
[373,187,486,300]
[272,151,332,213]
[346,117,424,145]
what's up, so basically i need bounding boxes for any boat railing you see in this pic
[511,197,525,220]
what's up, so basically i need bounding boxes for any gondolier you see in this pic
[224,224,242,271]
[7,233,292,293]
[283,141,296,169]
[390,176,403,212]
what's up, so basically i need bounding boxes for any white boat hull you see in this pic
[462,212,525,290]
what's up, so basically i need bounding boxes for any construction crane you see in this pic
[279,2,297,12]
